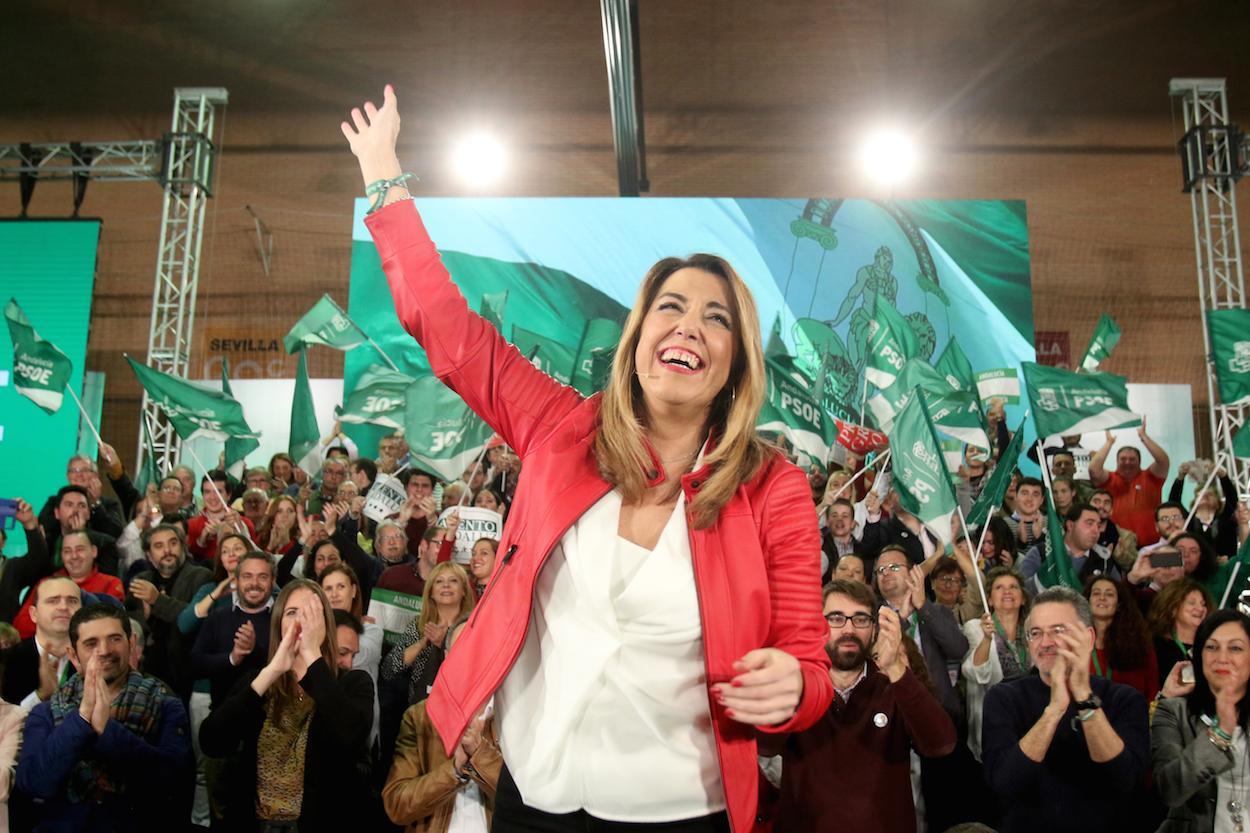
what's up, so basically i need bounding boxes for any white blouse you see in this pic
[495,490,725,821]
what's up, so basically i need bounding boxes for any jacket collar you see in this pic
[641,431,719,488]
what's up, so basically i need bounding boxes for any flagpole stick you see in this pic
[365,336,400,372]
[1221,562,1243,610]
[829,449,891,503]
[1183,465,1222,530]
[957,505,990,612]
[973,507,996,572]
[181,442,233,518]
[859,373,869,424]
[459,443,491,508]
[62,382,110,462]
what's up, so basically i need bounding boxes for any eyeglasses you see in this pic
[825,612,876,629]
[1158,513,1184,523]
[875,563,906,576]
[67,467,92,475]
[1026,624,1071,643]
[160,485,182,493]
[933,575,963,586]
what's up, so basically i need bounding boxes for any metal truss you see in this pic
[1170,78,1250,499]
[0,141,162,182]
[140,87,229,474]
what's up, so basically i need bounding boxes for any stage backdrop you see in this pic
[342,198,1036,461]
[0,220,101,556]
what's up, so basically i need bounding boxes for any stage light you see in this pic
[450,132,508,188]
[857,128,918,188]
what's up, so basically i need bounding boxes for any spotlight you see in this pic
[857,128,918,188]
[450,132,508,188]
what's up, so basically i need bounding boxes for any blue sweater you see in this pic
[982,671,1149,833]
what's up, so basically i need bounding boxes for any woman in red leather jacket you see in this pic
[342,86,832,833]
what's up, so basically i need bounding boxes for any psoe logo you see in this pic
[1036,387,1061,412]
[1230,341,1250,375]
[912,440,939,471]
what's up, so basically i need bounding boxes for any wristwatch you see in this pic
[1073,694,1102,712]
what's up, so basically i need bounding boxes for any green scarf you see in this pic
[49,670,171,802]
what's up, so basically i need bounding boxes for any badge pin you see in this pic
[873,712,889,728]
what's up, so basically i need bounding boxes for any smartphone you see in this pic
[0,498,18,530]
[1151,550,1184,569]
[1181,664,1195,685]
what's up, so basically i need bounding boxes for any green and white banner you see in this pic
[864,301,920,389]
[127,356,259,443]
[867,359,988,449]
[935,336,976,393]
[1022,361,1140,438]
[220,358,259,479]
[404,375,495,482]
[1208,309,1250,408]
[336,364,415,430]
[1079,314,1122,373]
[889,394,959,548]
[366,587,423,647]
[5,298,73,414]
[975,367,1021,405]
[289,352,321,472]
[284,294,369,354]
[758,357,833,464]
[967,419,1026,528]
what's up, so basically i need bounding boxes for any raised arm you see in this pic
[342,86,583,458]
[1089,431,1115,486]
[1138,419,1170,481]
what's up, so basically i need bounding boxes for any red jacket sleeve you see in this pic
[365,201,585,458]
[754,459,834,734]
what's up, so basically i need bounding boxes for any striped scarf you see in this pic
[49,670,171,802]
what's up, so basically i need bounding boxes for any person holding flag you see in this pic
[342,84,830,833]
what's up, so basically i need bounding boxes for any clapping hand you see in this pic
[897,565,927,618]
[230,621,256,666]
[296,593,326,666]
[874,606,905,681]
[423,622,449,648]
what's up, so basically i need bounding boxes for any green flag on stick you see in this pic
[1079,314,1122,373]
[134,415,160,494]
[571,318,622,395]
[1235,425,1250,460]
[758,357,833,465]
[1205,533,1250,610]
[220,358,260,478]
[1036,490,1082,590]
[888,394,959,548]
[867,359,989,450]
[864,302,919,389]
[336,364,415,430]
[1022,361,1140,438]
[1208,309,1250,408]
[967,420,1026,528]
[480,291,508,332]
[404,376,495,482]
[5,298,73,414]
[511,326,576,385]
[284,294,369,354]
[127,357,259,443]
[935,337,976,393]
[289,352,321,472]
[975,367,1021,405]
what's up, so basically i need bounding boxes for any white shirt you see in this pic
[20,636,71,710]
[496,490,725,822]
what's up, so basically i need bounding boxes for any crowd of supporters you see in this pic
[0,415,1247,833]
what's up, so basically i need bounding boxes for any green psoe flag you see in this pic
[220,358,260,478]
[1036,489,1081,590]
[966,420,1026,528]
[1208,309,1250,408]
[571,318,623,395]
[404,376,495,482]
[758,357,833,465]
[480,291,508,332]
[511,325,576,385]
[283,294,369,354]
[1205,534,1250,610]
[336,364,416,430]
[888,394,959,549]
[126,357,259,443]
[934,337,976,393]
[134,415,160,494]
[1079,314,1122,373]
[1235,425,1250,460]
[866,359,950,430]
[1022,361,1140,438]
[867,359,989,450]
[289,351,321,473]
[975,368,1021,405]
[864,302,919,389]
[5,298,73,414]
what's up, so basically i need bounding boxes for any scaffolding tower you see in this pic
[1170,78,1250,499]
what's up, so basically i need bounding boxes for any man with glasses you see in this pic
[769,579,955,832]
[981,586,1148,833]
[37,455,125,543]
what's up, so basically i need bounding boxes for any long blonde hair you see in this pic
[594,254,771,529]
[416,562,477,634]
[267,579,339,720]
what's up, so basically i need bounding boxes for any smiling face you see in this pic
[1015,484,1043,516]
[474,490,500,512]
[990,575,1023,614]
[236,557,274,610]
[70,615,131,686]
[633,268,736,419]
[430,570,466,609]
[1202,620,1250,694]
[828,503,855,538]
[1177,590,1209,632]
[218,536,248,576]
[1027,601,1091,678]
[833,554,865,584]
[1087,578,1118,621]
[60,531,97,580]
[469,540,496,582]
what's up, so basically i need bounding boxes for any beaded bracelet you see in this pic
[365,172,418,214]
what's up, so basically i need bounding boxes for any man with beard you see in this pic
[981,587,1148,833]
[770,579,955,832]
[17,604,193,832]
[125,524,213,700]
[189,551,275,707]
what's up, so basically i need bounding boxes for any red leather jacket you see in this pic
[366,201,832,833]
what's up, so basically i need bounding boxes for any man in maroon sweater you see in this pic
[770,579,956,833]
